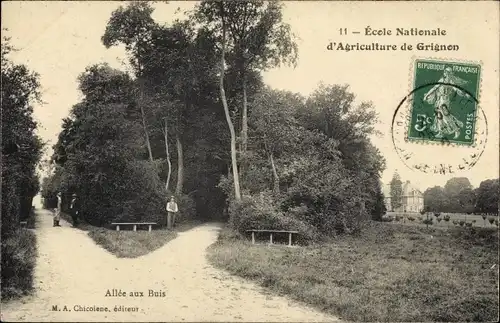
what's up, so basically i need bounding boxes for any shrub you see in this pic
[408,216,415,221]
[422,218,433,225]
[228,192,319,244]
[444,215,451,222]
[459,220,465,227]
[1,229,37,300]
[465,222,473,228]
[278,156,370,235]
[488,217,495,225]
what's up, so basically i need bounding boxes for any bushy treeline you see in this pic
[424,177,499,215]
[42,1,386,239]
[41,65,197,226]
[220,85,386,241]
[1,37,42,299]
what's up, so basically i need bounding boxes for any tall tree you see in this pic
[140,21,219,195]
[138,80,154,162]
[219,5,241,200]
[390,172,403,211]
[250,87,304,194]
[103,2,219,196]
[457,187,476,214]
[162,117,172,193]
[475,178,499,215]
[423,186,448,212]
[296,84,385,217]
[220,1,298,157]
[443,177,473,213]
[101,1,156,162]
[195,1,243,200]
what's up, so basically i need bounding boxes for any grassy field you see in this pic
[208,221,499,322]
[86,219,206,258]
[88,228,177,258]
[56,210,182,258]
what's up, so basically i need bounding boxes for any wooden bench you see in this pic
[111,222,157,232]
[246,229,299,247]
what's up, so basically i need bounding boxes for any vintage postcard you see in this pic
[1,1,498,322]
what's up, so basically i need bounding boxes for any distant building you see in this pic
[383,180,424,212]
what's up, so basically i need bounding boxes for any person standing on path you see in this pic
[54,192,62,227]
[166,196,179,229]
[69,193,79,227]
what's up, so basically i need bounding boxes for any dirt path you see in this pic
[1,209,338,322]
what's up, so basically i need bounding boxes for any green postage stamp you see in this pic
[407,59,482,145]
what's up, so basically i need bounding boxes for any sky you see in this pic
[2,0,499,191]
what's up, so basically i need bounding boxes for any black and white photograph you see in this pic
[1,0,499,322]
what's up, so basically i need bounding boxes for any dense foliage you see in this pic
[1,36,43,298]
[423,177,498,215]
[221,83,386,237]
[41,1,386,238]
[45,64,168,226]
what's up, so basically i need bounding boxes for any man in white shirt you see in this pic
[54,192,62,227]
[166,196,179,229]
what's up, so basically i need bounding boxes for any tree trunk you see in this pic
[241,72,248,154]
[269,152,280,194]
[239,73,248,176]
[219,13,241,201]
[175,134,184,195]
[163,118,172,194]
[139,85,153,162]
